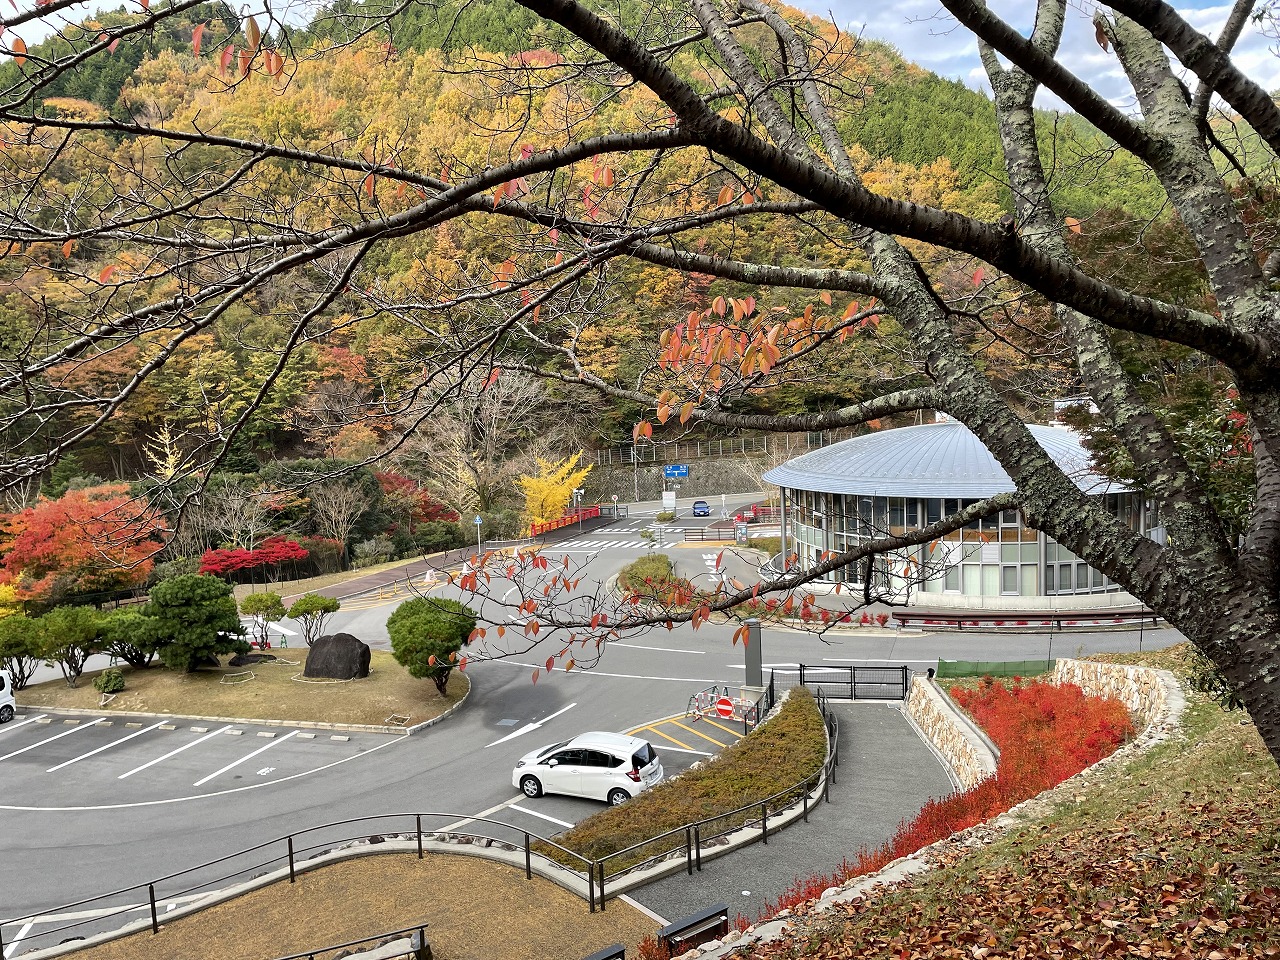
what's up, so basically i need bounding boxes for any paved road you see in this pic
[1,500,1185,952]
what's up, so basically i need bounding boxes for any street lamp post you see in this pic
[573,488,585,531]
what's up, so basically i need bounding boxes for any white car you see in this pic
[1,669,15,723]
[512,731,664,805]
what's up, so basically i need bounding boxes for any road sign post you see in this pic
[474,515,483,555]
[715,696,735,718]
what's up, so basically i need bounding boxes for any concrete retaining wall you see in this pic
[1054,657,1168,730]
[904,676,997,790]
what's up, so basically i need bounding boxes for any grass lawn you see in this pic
[17,650,468,727]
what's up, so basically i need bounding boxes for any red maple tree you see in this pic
[0,484,163,601]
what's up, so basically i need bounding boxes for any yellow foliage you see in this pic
[0,583,20,619]
[517,452,593,529]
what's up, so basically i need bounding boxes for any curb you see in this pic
[16,674,474,738]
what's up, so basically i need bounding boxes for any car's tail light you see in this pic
[626,768,642,782]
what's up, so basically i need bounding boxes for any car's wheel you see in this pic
[520,775,543,798]
[0,704,13,723]
[607,788,630,806]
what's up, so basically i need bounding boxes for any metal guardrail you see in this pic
[0,813,601,956]
[271,921,430,960]
[591,692,838,904]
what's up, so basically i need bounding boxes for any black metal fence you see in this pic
[0,813,598,957]
[770,664,910,701]
[592,695,839,904]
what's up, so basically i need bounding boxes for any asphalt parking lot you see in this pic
[0,710,404,810]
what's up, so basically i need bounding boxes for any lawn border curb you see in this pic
[15,673,472,737]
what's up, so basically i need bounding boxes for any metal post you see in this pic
[803,784,809,823]
[149,883,159,934]
[694,825,702,871]
[524,833,532,879]
[288,836,296,883]
[598,862,606,911]
[686,827,694,875]
[745,618,763,688]
[417,815,424,859]
[589,861,596,913]
[761,802,769,843]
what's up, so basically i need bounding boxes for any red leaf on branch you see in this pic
[972,267,985,287]
[192,23,205,57]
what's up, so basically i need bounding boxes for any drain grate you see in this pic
[496,718,520,726]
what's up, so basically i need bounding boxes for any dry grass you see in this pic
[18,650,467,727]
[67,853,656,960]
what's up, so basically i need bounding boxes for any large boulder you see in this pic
[304,633,371,679]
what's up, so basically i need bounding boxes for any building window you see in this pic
[1001,565,1018,594]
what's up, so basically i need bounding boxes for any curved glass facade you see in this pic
[780,489,1151,598]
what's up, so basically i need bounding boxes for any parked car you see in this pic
[691,500,711,517]
[512,731,664,805]
[1,669,15,723]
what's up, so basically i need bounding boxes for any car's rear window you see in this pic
[632,743,657,768]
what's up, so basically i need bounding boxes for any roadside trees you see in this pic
[286,593,341,647]
[99,608,163,669]
[0,615,45,690]
[387,598,476,695]
[144,575,248,672]
[240,592,286,648]
[39,606,104,688]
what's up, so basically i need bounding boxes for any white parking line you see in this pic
[0,714,47,733]
[508,803,574,828]
[118,726,233,780]
[47,721,168,772]
[0,718,105,762]
[3,921,33,958]
[192,730,299,787]
[612,643,704,654]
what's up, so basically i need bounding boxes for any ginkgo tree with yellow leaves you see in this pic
[517,453,593,531]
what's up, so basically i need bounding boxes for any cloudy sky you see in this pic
[800,1,1280,109]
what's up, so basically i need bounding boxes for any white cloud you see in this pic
[804,0,1280,109]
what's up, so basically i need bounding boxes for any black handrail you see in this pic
[271,921,430,960]
[0,813,595,955]
[591,697,840,899]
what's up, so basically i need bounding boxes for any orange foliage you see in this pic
[0,484,164,601]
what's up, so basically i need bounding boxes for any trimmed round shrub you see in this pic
[93,668,126,694]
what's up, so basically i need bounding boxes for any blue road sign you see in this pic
[474,515,483,525]
[663,464,689,478]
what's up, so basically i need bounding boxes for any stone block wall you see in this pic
[1053,657,1168,729]
[904,676,997,790]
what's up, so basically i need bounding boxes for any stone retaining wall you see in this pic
[904,676,997,790]
[1053,657,1168,729]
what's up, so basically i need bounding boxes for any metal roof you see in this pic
[762,421,1127,498]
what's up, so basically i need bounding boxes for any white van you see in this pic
[0,669,15,723]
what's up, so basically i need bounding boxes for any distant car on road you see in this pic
[512,731,664,805]
[691,500,711,517]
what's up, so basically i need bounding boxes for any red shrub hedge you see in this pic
[744,678,1134,926]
